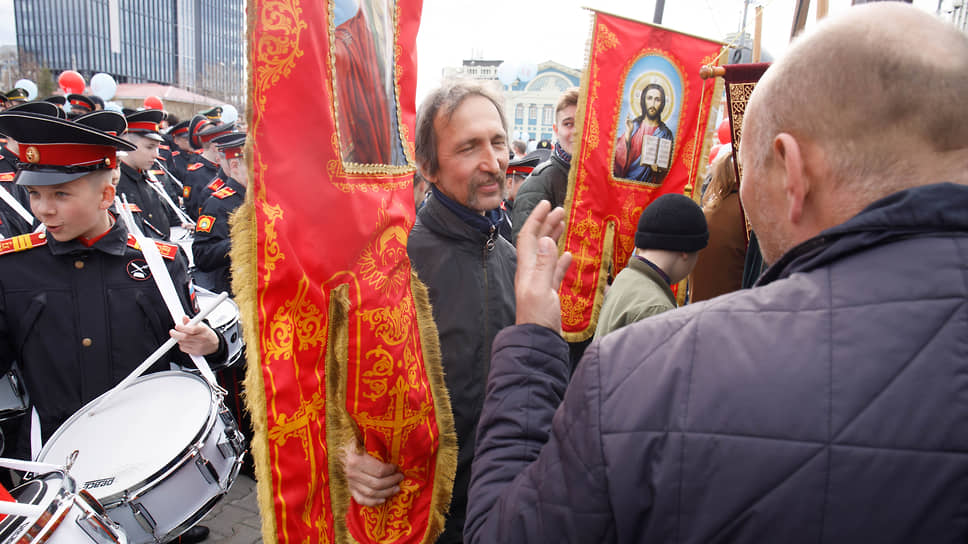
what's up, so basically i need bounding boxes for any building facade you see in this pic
[504,61,580,145]
[13,0,244,104]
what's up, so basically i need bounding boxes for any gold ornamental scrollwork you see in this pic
[264,275,325,363]
[268,392,327,527]
[260,201,284,285]
[596,23,619,54]
[254,0,307,115]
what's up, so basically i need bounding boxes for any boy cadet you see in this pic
[118,108,178,239]
[193,132,247,296]
[0,110,227,455]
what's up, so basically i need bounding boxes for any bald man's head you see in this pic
[745,3,968,194]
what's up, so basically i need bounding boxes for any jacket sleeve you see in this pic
[192,202,232,271]
[465,325,615,543]
[168,248,228,367]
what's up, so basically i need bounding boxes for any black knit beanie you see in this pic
[634,193,709,252]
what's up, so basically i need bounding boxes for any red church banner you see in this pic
[560,10,724,341]
[238,1,455,543]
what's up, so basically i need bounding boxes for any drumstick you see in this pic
[88,291,229,416]
[0,458,65,475]
[0,501,45,518]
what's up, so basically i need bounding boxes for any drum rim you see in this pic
[1,471,78,543]
[36,372,222,505]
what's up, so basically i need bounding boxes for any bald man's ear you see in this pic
[773,133,807,225]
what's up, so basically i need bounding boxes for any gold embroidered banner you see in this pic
[560,10,724,340]
[236,1,455,542]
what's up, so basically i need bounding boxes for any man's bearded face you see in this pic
[644,88,665,121]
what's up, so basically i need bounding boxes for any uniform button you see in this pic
[81,338,93,347]
[74,260,84,269]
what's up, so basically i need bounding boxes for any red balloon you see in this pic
[708,143,723,164]
[143,96,164,110]
[57,70,85,95]
[717,118,731,145]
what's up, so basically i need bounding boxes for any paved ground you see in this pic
[201,474,264,543]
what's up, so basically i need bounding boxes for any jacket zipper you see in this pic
[482,224,496,375]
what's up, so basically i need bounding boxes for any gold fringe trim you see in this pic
[324,284,357,544]
[229,196,277,543]
[325,272,456,544]
[411,270,456,544]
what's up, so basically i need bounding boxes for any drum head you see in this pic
[39,372,213,499]
[195,290,239,329]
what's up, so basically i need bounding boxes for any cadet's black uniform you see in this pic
[182,155,219,221]
[0,225,227,444]
[147,165,184,224]
[0,145,33,238]
[191,168,230,220]
[169,147,196,191]
[118,162,172,240]
[193,177,245,295]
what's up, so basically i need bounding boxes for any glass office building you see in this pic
[13,0,244,102]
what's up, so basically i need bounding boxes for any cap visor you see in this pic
[16,169,100,186]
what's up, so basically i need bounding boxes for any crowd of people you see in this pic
[1,2,967,543]
[348,3,968,543]
[0,91,248,543]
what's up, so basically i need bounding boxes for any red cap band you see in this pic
[171,126,189,136]
[128,121,159,132]
[200,129,232,144]
[506,165,534,175]
[222,147,244,159]
[69,99,92,111]
[20,143,118,169]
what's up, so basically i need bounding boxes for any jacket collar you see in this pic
[759,183,968,286]
[417,191,491,243]
[626,256,676,305]
[47,214,129,257]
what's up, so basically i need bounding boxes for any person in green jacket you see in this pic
[594,193,708,338]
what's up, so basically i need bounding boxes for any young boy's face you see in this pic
[26,171,112,241]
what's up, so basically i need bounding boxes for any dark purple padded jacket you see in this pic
[466,182,968,543]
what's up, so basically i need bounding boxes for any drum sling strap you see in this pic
[0,186,44,236]
[116,195,219,388]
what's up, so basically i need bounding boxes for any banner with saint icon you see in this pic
[236,1,456,543]
[560,10,725,341]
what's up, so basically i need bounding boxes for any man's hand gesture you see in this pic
[515,200,572,333]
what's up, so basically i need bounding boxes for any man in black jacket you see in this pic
[465,4,968,543]
[342,81,517,544]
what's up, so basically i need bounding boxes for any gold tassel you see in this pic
[228,194,277,543]
[411,271,457,543]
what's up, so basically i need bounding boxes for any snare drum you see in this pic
[0,471,128,543]
[37,372,244,544]
[169,226,194,269]
[194,286,245,369]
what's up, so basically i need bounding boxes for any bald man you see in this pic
[464,4,968,543]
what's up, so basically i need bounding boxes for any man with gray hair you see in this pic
[342,81,516,544]
[465,4,968,542]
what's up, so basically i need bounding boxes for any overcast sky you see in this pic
[415,0,947,102]
[0,0,950,102]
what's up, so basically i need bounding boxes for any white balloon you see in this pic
[220,104,239,124]
[104,101,123,113]
[14,79,37,101]
[90,73,117,101]
[497,61,519,86]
